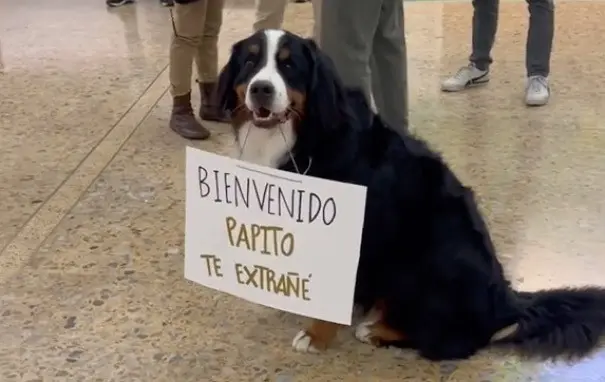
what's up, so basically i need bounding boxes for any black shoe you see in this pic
[106,0,134,7]
[160,0,174,6]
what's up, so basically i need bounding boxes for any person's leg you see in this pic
[169,1,210,139]
[311,0,321,44]
[469,0,499,71]
[253,0,288,31]
[441,0,499,91]
[524,0,554,106]
[370,0,408,134]
[319,0,382,114]
[195,0,228,122]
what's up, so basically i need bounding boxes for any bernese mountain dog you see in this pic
[215,29,605,361]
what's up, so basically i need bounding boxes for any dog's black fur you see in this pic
[217,32,605,361]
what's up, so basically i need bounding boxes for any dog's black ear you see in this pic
[216,41,243,115]
[303,39,349,132]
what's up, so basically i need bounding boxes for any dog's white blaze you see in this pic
[237,120,295,169]
[245,29,289,114]
[238,29,295,169]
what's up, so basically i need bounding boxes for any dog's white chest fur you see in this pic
[236,120,296,169]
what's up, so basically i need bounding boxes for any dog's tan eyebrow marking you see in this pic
[278,47,290,61]
[248,44,260,54]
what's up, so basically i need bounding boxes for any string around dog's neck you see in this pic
[288,154,313,175]
[237,124,313,175]
[277,125,312,175]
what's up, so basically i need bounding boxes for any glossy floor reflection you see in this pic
[1,0,605,381]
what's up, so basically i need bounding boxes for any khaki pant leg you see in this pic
[195,0,224,83]
[253,0,288,31]
[169,1,208,97]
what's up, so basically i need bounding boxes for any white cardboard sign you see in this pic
[184,147,367,325]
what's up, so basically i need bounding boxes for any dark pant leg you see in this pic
[469,0,499,71]
[526,0,554,77]
[371,0,408,134]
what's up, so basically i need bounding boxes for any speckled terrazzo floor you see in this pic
[1,0,605,381]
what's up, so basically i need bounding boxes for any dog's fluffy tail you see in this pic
[494,287,605,359]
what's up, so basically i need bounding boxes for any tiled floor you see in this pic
[1,0,605,381]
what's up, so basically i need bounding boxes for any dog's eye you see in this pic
[281,61,293,71]
[243,54,256,67]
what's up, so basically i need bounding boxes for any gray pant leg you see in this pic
[319,0,381,105]
[370,56,382,113]
[311,0,321,44]
[320,0,408,134]
[469,0,499,71]
[526,0,554,77]
[253,0,287,31]
[371,0,408,134]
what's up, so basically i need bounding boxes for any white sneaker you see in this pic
[525,75,550,106]
[441,63,490,92]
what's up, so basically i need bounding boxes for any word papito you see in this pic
[225,216,294,257]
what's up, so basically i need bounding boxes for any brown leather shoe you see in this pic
[198,81,230,123]
[169,92,210,140]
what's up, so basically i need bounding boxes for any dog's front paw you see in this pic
[292,330,320,353]
[354,320,374,344]
[354,315,406,347]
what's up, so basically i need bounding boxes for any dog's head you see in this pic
[216,29,349,136]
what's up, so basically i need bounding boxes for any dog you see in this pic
[215,29,605,361]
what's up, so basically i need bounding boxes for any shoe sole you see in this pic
[200,115,230,123]
[526,99,549,107]
[169,124,210,140]
[107,0,134,7]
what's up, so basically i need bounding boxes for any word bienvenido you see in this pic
[198,166,337,225]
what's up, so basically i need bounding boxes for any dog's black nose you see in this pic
[249,80,275,107]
